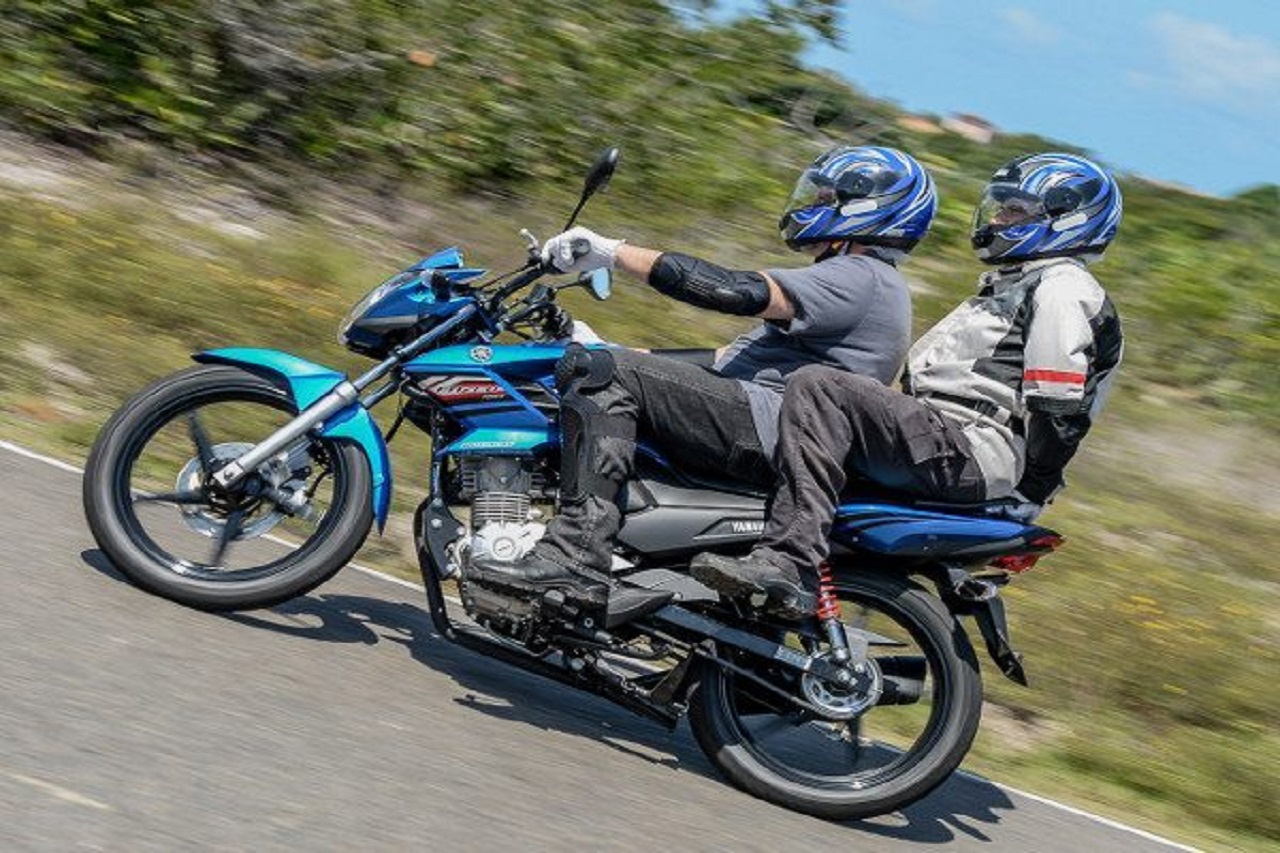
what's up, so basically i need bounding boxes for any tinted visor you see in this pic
[975,185,1047,229]
[783,170,839,215]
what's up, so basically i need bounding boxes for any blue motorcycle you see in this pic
[84,148,1062,819]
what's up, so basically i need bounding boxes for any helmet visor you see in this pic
[780,170,838,243]
[784,170,840,215]
[975,185,1048,230]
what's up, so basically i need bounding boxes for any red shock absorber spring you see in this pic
[814,562,842,621]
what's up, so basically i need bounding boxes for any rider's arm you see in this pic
[616,244,794,321]
[1016,268,1122,505]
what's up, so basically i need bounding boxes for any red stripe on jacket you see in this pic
[1024,369,1086,385]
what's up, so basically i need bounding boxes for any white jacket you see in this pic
[904,257,1123,502]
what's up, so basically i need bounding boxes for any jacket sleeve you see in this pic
[1018,410,1091,505]
[1016,268,1109,504]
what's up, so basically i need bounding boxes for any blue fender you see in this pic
[192,348,392,531]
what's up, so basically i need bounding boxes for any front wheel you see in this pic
[83,365,374,611]
[688,572,983,820]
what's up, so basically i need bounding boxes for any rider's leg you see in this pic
[469,345,635,604]
[470,347,767,619]
[692,366,985,616]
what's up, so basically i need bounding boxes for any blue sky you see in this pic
[736,1,1279,196]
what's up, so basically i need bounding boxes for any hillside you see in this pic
[0,3,1277,850]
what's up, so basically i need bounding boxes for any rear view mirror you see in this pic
[564,146,621,231]
[583,147,620,197]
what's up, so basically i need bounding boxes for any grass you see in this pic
[0,148,1276,852]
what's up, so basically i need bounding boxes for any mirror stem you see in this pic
[563,195,589,232]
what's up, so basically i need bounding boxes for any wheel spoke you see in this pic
[133,490,210,506]
[208,509,244,567]
[186,411,217,474]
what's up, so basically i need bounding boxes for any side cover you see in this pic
[192,348,392,530]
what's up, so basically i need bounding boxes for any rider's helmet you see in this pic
[779,146,937,253]
[971,152,1122,264]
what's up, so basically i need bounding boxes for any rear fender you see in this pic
[192,348,392,530]
[923,564,1028,686]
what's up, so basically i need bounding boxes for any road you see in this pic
[0,446,1191,851]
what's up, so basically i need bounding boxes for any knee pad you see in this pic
[554,343,616,394]
[554,345,635,501]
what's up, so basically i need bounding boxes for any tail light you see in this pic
[989,533,1064,573]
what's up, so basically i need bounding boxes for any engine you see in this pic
[454,456,549,563]
[448,456,555,639]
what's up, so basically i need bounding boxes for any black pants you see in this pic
[537,349,773,572]
[755,365,987,577]
[615,350,774,486]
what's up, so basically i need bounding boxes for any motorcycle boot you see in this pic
[690,551,816,620]
[469,345,671,623]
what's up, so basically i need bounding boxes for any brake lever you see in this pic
[520,228,540,256]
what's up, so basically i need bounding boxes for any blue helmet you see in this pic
[971,152,1122,264]
[779,146,937,252]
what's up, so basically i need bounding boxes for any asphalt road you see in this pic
[0,446,1191,852]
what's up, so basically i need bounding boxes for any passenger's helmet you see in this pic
[779,146,937,252]
[971,152,1122,264]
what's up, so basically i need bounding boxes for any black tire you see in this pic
[83,365,374,611]
[687,572,983,820]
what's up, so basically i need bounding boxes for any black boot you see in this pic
[467,549,609,605]
[471,345,669,625]
[690,551,816,619]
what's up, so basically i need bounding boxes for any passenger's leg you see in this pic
[694,366,985,616]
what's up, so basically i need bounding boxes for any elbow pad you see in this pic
[648,252,770,317]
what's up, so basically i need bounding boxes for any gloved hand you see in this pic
[541,226,624,274]
[997,490,1044,523]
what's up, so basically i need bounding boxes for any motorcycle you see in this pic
[83,147,1063,820]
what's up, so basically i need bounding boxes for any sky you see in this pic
[743,0,1280,196]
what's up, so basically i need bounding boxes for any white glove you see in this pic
[541,226,624,274]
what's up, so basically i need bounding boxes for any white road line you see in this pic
[0,766,113,811]
[0,440,83,474]
[984,782,1198,852]
[0,438,1197,851]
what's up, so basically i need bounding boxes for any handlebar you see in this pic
[486,262,546,313]
[485,232,592,311]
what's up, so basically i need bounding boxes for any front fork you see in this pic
[210,380,361,489]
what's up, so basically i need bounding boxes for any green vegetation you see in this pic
[1,2,1276,850]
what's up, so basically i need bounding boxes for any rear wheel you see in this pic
[688,572,983,820]
[83,365,374,611]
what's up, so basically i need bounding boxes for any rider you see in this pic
[691,153,1125,617]
[470,146,938,624]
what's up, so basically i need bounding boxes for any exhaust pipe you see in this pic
[876,655,926,706]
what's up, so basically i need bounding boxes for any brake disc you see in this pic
[174,442,286,540]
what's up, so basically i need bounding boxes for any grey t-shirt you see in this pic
[712,253,912,456]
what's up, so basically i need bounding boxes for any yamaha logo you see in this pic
[730,520,765,534]
[469,345,493,363]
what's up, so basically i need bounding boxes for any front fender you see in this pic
[193,347,392,531]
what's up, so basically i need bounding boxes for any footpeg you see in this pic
[604,586,674,629]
